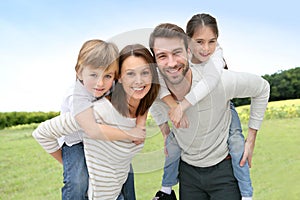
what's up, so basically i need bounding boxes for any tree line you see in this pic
[233,66,300,106]
[0,67,299,129]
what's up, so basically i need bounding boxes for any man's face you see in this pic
[153,37,189,85]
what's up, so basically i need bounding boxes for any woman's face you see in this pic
[119,56,152,101]
[189,26,218,63]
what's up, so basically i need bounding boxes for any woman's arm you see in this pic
[50,149,63,164]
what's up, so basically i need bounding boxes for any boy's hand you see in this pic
[126,127,146,144]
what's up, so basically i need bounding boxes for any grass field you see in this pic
[1,100,300,199]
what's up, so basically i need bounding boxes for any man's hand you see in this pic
[240,128,257,167]
[159,122,171,156]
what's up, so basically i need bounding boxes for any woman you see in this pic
[33,44,160,200]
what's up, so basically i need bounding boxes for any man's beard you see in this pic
[160,62,190,85]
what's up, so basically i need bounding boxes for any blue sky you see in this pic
[1,0,300,112]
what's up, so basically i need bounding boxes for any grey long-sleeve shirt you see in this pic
[150,65,270,167]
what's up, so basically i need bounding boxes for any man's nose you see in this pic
[167,55,177,67]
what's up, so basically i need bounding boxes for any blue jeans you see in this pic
[228,102,253,197]
[161,102,253,197]
[62,142,89,200]
[117,164,136,200]
[161,131,181,187]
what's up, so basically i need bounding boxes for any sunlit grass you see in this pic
[1,99,300,199]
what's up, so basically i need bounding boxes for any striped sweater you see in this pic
[32,97,144,200]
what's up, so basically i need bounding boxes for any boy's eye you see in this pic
[90,74,97,78]
[104,74,112,79]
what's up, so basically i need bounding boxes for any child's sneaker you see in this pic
[152,190,177,200]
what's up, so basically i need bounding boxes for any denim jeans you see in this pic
[161,131,181,187]
[62,142,89,200]
[120,164,136,200]
[228,102,253,197]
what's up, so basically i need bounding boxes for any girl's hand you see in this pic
[169,103,183,128]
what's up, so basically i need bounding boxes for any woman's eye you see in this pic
[142,70,150,76]
[126,72,134,76]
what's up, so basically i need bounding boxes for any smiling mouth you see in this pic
[132,86,145,91]
[200,52,210,57]
[166,65,183,75]
[94,88,105,92]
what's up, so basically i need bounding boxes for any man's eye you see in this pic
[90,74,97,78]
[157,55,166,60]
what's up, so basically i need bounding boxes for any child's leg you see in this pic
[62,142,89,200]
[162,131,181,188]
[153,131,179,199]
[121,164,136,200]
[228,102,253,198]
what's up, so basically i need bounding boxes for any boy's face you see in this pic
[77,66,116,98]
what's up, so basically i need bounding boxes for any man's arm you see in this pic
[228,71,270,166]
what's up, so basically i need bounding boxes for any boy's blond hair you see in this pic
[75,39,119,79]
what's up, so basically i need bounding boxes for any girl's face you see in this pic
[189,26,218,64]
[77,65,116,98]
[119,56,152,102]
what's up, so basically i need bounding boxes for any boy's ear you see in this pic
[118,78,122,84]
[77,72,83,80]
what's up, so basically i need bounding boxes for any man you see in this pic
[149,23,270,200]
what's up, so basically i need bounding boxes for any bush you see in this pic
[0,111,59,130]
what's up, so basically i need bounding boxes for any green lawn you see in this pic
[1,118,300,199]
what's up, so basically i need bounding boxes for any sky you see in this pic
[1,0,300,112]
